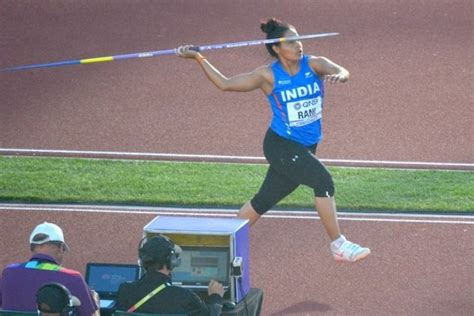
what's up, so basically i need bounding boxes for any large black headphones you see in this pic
[138,235,181,270]
[36,282,77,316]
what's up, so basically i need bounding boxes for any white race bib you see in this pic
[287,97,322,127]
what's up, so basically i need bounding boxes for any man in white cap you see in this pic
[0,222,100,315]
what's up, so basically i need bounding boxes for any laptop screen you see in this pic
[171,246,230,288]
[85,263,139,297]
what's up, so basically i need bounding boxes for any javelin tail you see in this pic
[1,32,339,72]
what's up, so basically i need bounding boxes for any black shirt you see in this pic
[115,270,223,315]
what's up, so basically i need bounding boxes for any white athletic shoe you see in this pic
[331,235,371,262]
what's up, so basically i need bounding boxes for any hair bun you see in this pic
[260,18,279,34]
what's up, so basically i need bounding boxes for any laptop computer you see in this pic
[85,262,140,309]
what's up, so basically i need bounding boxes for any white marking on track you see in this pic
[1,148,473,169]
[0,204,473,225]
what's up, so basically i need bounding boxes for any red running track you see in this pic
[1,1,473,314]
[0,205,473,315]
[0,1,473,166]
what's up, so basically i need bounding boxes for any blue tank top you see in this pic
[267,55,324,146]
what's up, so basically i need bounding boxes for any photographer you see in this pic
[115,235,224,315]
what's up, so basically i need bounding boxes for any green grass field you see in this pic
[0,156,473,213]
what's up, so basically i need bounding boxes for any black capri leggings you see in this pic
[251,129,335,215]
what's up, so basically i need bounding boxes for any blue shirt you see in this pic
[267,55,325,146]
[0,253,98,315]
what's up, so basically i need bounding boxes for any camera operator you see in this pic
[115,235,224,315]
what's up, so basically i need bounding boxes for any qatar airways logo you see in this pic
[280,82,321,102]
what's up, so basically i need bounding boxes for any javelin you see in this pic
[0,32,338,72]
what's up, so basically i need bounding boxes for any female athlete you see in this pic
[176,18,370,262]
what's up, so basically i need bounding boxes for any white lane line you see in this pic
[265,214,474,225]
[4,203,472,219]
[1,148,473,169]
[0,148,264,161]
[1,205,473,225]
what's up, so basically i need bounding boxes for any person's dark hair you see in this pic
[260,18,293,58]
[138,235,181,272]
[36,282,78,316]
[30,234,65,251]
[30,233,50,251]
[143,260,165,272]
[139,242,167,271]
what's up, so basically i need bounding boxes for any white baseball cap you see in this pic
[29,222,70,251]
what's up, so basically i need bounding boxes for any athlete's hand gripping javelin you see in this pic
[175,45,200,59]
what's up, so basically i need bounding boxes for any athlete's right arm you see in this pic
[176,45,272,93]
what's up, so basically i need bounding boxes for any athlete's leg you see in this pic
[291,154,342,241]
[315,196,340,241]
[307,163,370,262]
[297,157,341,241]
[286,154,370,261]
[264,135,341,240]
[239,130,301,226]
[238,201,260,225]
[255,130,369,261]
[239,166,299,226]
[297,155,369,261]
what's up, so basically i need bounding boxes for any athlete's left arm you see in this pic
[309,56,350,84]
